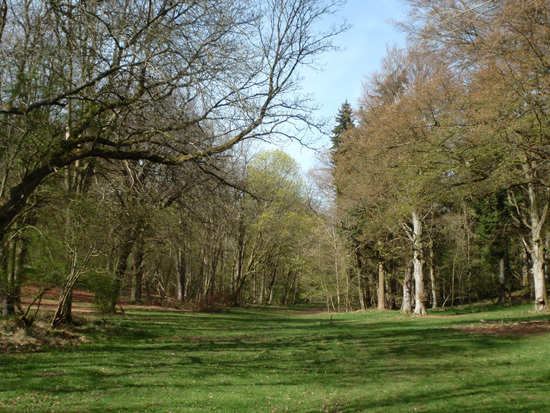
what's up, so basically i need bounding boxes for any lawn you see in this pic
[1,304,550,412]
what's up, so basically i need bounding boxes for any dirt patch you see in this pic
[21,285,96,303]
[19,286,186,315]
[19,286,97,315]
[456,320,550,336]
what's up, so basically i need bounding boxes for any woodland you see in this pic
[1,0,550,330]
[332,0,550,315]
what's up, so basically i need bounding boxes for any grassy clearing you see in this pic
[1,304,550,412]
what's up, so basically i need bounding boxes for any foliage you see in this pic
[330,101,354,149]
[330,0,550,312]
[0,0,346,317]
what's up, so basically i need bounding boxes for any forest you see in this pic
[1,0,550,329]
[331,0,550,315]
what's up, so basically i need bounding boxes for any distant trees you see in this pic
[3,141,322,321]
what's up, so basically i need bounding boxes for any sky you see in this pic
[274,0,409,171]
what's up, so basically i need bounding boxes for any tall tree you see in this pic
[232,149,312,305]
[335,45,459,315]
[402,0,550,310]
[331,101,354,149]
[0,0,345,316]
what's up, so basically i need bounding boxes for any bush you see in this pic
[82,272,120,314]
[190,292,234,312]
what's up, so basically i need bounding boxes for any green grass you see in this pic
[1,304,550,412]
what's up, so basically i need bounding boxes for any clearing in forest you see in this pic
[1,303,550,412]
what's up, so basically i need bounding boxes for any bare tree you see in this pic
[0,0,344,238]
[0,0,345,315]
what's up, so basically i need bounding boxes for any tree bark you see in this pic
[1,216,34,317]
[428,237,438,308]
[377,261,386,310]
[109,223,144,312]
[498,257,506,305]
[265,269,276,305]
[358,275,366,310]
[402,260,413,314]
[356,253,366,310]
[130,240,145,303]
[176,248,187,301]
[531,235,548,310]
[521,247,531,291]
[52,289,73,327]
[525,175,549,311]
[51,248,93,327]
[412,209,427,315]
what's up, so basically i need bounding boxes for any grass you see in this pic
[1,304,550,412]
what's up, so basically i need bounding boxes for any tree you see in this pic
[334,45,459,315]
[231,149,313,305]
[402,0,550,310]
[0,0,345,316]
[472,192,514,304]
[331,101,354,149]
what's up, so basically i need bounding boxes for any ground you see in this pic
[457,319,550,335]
[2,295,550,412]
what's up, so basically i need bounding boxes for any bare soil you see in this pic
[19,286,186,315]
[2,286,187,353]
[456,320,550,336]
[20,286,96,314]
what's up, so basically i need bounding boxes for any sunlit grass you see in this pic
[1,304,550,412]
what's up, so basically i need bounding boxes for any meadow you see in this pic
[1,303,550,412]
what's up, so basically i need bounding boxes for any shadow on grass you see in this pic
[2,304,550,412]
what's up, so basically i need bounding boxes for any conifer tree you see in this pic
[331,101,354,149]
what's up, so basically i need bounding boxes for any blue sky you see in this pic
[278,0,409,171]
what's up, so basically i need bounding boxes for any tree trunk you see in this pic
[52,289,73,327]
[51,245,94,327]
[266,269,276,305]
[1,219,31,317]
[412,209,427,315]
[531,236,548,310]
[451,255,456,309]
[287,270,298,305]
[389,276,398,310]
[335,253,340,312]
[428,238,438,308]
[108,224,144,312]
[345,268,350,312]
[517,163,549,311]
[1,243,17,318]
[358,273,366,310]
[176,248,187,301]
[233,200,246,302]
[130,241,145,303]
[2,244,16,317]
[356,254,366,310]
[207,239,222,297]
[521,246,531,295]
[402,260,413,314]
[377,261,385,310]
[525,176,549,310]
[498,257,506,305]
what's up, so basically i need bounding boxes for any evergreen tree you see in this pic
[331,101,354,149]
